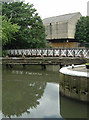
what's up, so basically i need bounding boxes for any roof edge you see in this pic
[43,12,82,20]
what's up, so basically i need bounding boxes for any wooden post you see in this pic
[41,64,46,70]
[23,64,25,69]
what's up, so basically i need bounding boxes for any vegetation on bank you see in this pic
[75,16,89,47]
[85,63,89,65]
[85,63,89,69]
[2,1,46,50]
[2,15,19,48]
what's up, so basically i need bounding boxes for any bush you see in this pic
[2,50,8,57]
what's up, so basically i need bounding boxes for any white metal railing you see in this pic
[7,48,89,58]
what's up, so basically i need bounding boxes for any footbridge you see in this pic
[7,48,89,57]
[2,48,89,68]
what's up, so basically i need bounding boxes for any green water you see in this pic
[1,65,89,119]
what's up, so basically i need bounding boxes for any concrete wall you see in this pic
[44,13,82,40]
[60,73,89,102]
[68,13,82,38]
[45,22,68,40]
[45,24,51,39]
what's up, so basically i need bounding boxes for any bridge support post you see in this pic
[6,64,8,68]
[46,65,60,71]
[41,64,46,70]
[6,64,13,69]
[23,64,26,69]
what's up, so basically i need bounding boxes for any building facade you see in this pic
[43,12,82,48]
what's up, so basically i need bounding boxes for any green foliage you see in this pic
[0,46,2,57]
[2,2,46,49]
[2,50,8,57]
[2,15,19,48]
[85,63,89,65]
[75,16,89,43]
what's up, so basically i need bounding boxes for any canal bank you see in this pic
[60,64,89,102]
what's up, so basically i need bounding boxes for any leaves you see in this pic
[75,16,89,44]
[2,15,19,47]
[2,2,46,49]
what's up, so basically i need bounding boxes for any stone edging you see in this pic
[60,64,89,78]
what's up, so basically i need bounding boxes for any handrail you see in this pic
[7,48,89,58]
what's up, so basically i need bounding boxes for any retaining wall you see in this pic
[60,65,89,102]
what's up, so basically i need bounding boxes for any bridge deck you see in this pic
[2,57,87,65]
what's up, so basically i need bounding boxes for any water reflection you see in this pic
[60,94,88,119]
[2,65,89,119]
[20,83,60,118]
[2,66,60,118]
[0,65,2,120]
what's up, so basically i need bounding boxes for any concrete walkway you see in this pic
[60,64,89,78]
[68,65,88,73]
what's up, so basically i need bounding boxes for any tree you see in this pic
[0,15,2,56]
[2,15,19,49]
[3,0,21,3]
[2,2,46,49]
[75,16,89,44]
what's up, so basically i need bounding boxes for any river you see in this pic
[1,65,89,119]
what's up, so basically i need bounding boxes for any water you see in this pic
[2,65,89,119]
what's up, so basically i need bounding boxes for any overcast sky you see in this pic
[24,0,88,19]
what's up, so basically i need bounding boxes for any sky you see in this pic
[88,1,89,16]
[24,0,88,19]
